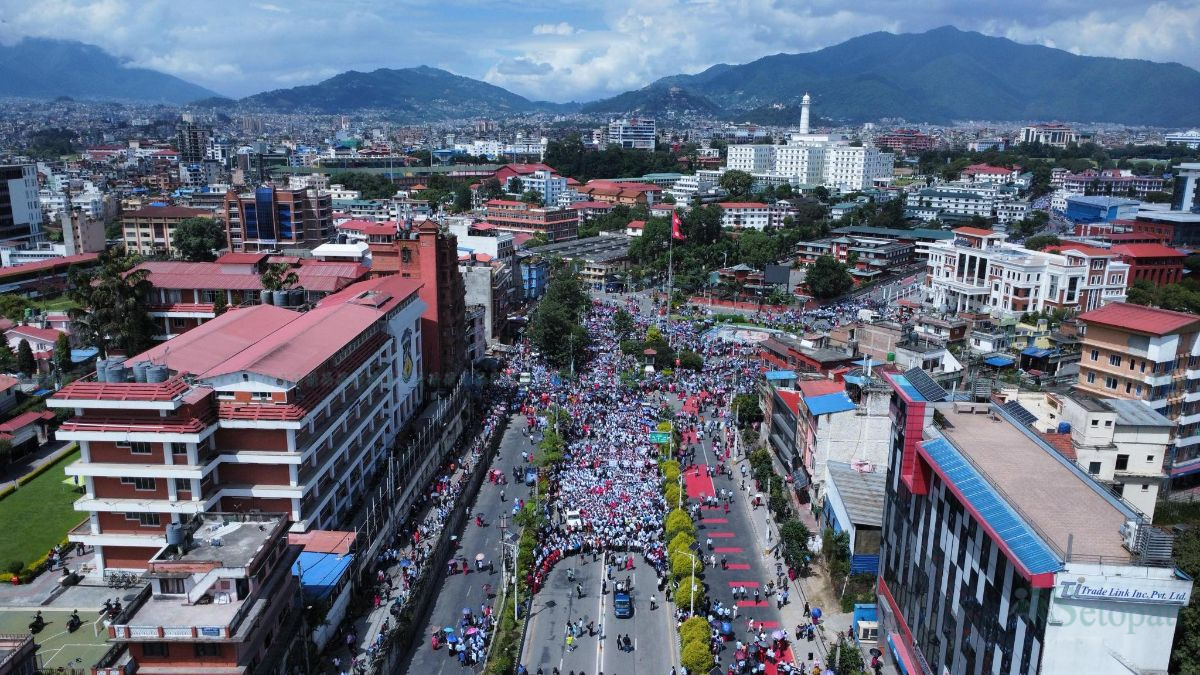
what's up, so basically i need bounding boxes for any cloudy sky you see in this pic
[1,0,1197,101]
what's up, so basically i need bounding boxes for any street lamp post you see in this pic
[677,472,684,510]
[681,550,700,616]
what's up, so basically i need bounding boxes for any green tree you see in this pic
[779,519,812,571]
[814,185,830,203]
[0,294,32,322]
[452,185,472,212]
[260,263,299,292]
[612,309,635,339]
[736,229,780,269]
[1126,279,1161,307]
[0,438,11,465]
[0,342,15,373]
[681,637,714,674]
[66,249,157,359]
[508,177,524,195]
[831,640,866,675]
[53,332,71,376]
[479,178,504,201]
[805,254,853,299]
[677,350,704,371]
[1023,234,1061,251]
[1171,527,1200,672]
[1144,191,1174,204]
[16,339,35,376]
[520,189,542,206]
[719,170,754,200]
[528,266,591,370]
[172,217,225,261]
[212,292,228,316]
[733,393,762,427]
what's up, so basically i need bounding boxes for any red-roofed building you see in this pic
[48,275,429,572]
[135,259,369,340]
[491,163,558,186]
[0,410,54,448]
[0,374,19,415]
[717,202,772,230]
[5,324,65,361]
[1076,302,1200,466]
[958,163,1021,184]
[625,220,646,237]
[566,201,616,222]
[576,180,662,207]
[1110,244,1185,286]
[483,200,577,242]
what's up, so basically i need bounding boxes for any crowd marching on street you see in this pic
[321,395,514,674]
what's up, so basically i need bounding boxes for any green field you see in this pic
[0,608,111,670]
[0,448,84,571]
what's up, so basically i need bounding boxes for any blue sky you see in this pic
[1,0,1197,102]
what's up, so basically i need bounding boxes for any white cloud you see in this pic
[0,0,1197,102]
[532,22,574,35]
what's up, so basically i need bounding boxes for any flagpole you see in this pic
[666,230,673,347]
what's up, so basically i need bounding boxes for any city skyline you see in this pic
[0,0,1197,102]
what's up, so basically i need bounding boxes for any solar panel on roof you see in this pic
[1001,400,1038,426]
[903,367,948,402]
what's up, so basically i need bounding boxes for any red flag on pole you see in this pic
[671,211,686,241]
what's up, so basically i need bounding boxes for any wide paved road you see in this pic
[521,550,673,675]
[402,413,532,675]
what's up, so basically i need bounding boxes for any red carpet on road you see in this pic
[762,645,794,675]
[726,563,751,570]
[708,532,736,538]
[758,621,782,630]
[684,467,716,499]
[714,547,742,553]
[727,581,760,588]
[702,517,728,524]
[736,600,768,607]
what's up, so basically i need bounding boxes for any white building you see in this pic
[915,188,993,219]
[717,202,772,230]
[1164,129,1200,149]
[606,118,656,150]
[669,172,722,203]
[822,145,893,191]
[326,184,362,201]
[925,227,1128,317]
[995,200,1031,224]
[727,145,777,174]
[1021,124,1081,147]
[1012,392,1172,519]
[511,169,568,206]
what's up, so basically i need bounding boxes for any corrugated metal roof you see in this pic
[826,461,886,527]
[1103,399,1175,428]
[805,392,856,416]
[921,437,1063,576]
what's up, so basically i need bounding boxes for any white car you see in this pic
[564,510,583,529]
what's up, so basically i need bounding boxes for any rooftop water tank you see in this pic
[260,289,273,306]
[133,361,150,383]
[165,522,186,546]
[146,365,170,384]
[1057,421,1071,434]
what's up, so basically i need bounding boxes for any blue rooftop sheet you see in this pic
[921,437,1062,576]
[805,392,856,416]
[843,375,867,386]
[1021,347,1052,358]
[293,551,353,600]
[985,356,1015,367]
[890,374,926,402]
[852,358,885,368]
[765,370,797,381]
[70,347,99,364]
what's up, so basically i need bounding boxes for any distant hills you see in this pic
[5,29,1200,126]
[585,26,1200,126]
[240,66,579,118]
[0,38,218,104]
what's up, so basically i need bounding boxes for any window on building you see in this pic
[194,643,221,658]
[1105,420,1113,426]
[1087,372,1096,384]
[121,477,156,491]
[1091,419,1099,427]
[1110,355,1121,366]
[1088,462,1102,474]
[1116,455,1129,471]
[1091,349,1099,361]
[125,512,160,526]
[1105,376,1118,390]
[143,643,169,658]
[400,248,412,264]
[160,577,185,594]
[175,478,191,493]
[129,442,152,455]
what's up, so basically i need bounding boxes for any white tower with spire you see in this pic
[799,92,811,135]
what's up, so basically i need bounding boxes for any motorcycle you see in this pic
[67,610,82,633]
[28,611,44,633]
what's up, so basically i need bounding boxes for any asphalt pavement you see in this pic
[402,413,533,675]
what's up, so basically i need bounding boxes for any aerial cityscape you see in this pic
[2,2,1200,674]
